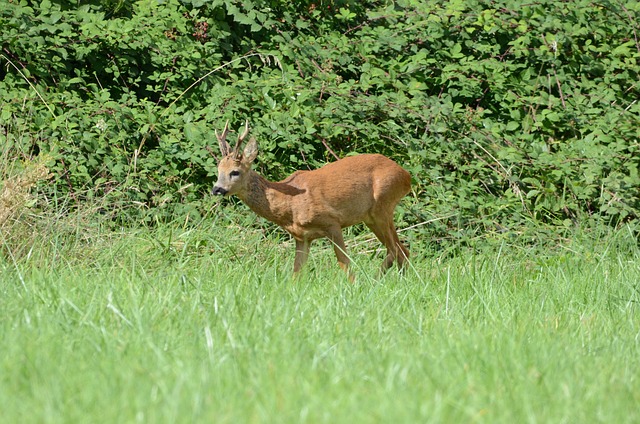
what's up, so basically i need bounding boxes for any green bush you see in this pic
[1,0,638,243]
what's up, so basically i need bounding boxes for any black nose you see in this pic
[212,186,228,196]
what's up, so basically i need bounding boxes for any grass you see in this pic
[1,216,639,424]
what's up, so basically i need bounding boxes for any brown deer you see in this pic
[212,121,411,279]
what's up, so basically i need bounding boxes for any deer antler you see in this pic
[215,120,230,156]
[232,120,250,159]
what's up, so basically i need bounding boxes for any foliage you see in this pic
[1,0,639,243]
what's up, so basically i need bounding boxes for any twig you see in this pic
[621,5,640,54]
[553,69,567,109]
[160,52,279,118]
[134,52,282,164]
[318,136,340,161]
[1,54,55,118]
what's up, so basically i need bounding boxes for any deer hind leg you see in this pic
[389,224,410,271]
[366,217,409,273]
[327,227,355,282]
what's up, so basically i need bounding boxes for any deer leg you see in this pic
[366,219,409,273]
[293,239,311,274]
[327,228,354,282]
[366,222,395,272]
[388,224,410,271]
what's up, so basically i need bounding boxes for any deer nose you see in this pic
[212,186,228,196]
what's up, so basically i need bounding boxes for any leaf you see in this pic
[184,123,201,142]
[506,121,519,131]
[450,43,463,58]
[337,8,356,21]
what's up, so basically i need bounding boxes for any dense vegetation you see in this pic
[2,2,640,422]
[1,0,639,243]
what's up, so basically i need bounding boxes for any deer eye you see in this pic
[229,170,241,177]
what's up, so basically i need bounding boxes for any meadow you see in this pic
[1,210,639,423]
[2,1,639,422]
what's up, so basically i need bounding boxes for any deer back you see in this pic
[276,154,411,229]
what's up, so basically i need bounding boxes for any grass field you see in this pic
[1,216,639,423]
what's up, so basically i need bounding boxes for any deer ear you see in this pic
[243,137,259,163]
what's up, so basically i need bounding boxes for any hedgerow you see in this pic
[1,0,638,245]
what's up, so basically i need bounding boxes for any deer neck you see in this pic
[236,172,294,227]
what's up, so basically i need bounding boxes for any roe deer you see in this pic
[212,121,411,279]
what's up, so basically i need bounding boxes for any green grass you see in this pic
[1,220,639,423]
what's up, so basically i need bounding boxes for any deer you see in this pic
[212,120,411,280]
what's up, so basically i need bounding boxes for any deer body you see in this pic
[213,121,410,278]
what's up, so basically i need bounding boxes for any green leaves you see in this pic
[1,0,639,236]
[336,8,356,21]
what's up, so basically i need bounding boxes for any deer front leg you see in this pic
[293,239,311,275]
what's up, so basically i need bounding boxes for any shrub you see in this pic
[1,0,638,246]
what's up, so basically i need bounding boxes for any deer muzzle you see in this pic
[212,186,228,196]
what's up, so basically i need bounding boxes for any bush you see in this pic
[1,0,639,245]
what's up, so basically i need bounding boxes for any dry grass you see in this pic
[0,157,54,261]
[0,158,52,229]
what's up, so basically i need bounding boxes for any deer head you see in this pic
[212,120,258,196]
